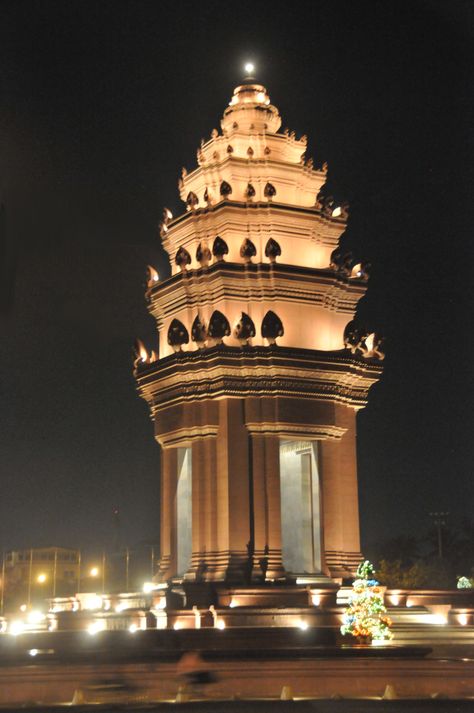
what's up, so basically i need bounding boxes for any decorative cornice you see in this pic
[169,199,327,228]
[158,425,219,449]
[147,262,366,322]
[245,422,346,440]
[158,424,345,447]
[135,345,382,411]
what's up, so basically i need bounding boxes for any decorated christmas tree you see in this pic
[341,560,393,643]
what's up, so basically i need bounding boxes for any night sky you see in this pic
[0,1,473,560]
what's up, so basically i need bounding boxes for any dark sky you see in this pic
[0,0,473,559]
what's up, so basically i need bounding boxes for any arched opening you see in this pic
[176,447,192,575]
[279,440,321,574]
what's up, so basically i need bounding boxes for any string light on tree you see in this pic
[457,576,473,590]
[340,560,393,644]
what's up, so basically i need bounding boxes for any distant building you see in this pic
[4,547,80,607]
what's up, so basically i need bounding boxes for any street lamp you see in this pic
[429,511,449,558]
[90,560,107,592]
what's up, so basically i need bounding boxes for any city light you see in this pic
[29,649,39,657]
[216,619,226,630]
[129,623,138,633]
[430,613,448,625]
[87,620,105,636]
[298,621,309,631]
[89,567,99,577]
[173,621,182,630]
[9,620,25,636]
[27,610,45,625]
[81,594,103,611]
[37,573,47,584]
[244,62,255,75]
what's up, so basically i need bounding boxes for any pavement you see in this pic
[0,700,473,712]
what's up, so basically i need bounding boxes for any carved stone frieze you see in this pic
[136,345,382,411]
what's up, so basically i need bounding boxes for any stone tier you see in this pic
[179,156,325,211]
[135,346,382,415]
[162,201,346,273]
[147,262,367,357]
[198,126,308,166]
[222,83,282,134]
[179,82,324,210]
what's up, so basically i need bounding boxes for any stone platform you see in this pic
[0,626,472,704]
[1,586,472,704]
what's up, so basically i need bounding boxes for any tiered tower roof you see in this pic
[162,83,345,276]
[136,78,382,410]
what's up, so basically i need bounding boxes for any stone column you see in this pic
[215,398,251,581]
[189,438,205,580]
[320,405,361,575]
[250,433,285,580]
[339,408,361,556]
[159,447,178,580]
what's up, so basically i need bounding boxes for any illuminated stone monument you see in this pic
[135,76,383,586]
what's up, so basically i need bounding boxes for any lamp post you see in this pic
[53,548,58,598]
[27,549,33,607]
[429,511,449,559]
[0,553,5,615]
[77,551,81,594]
[125,547,130,591]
